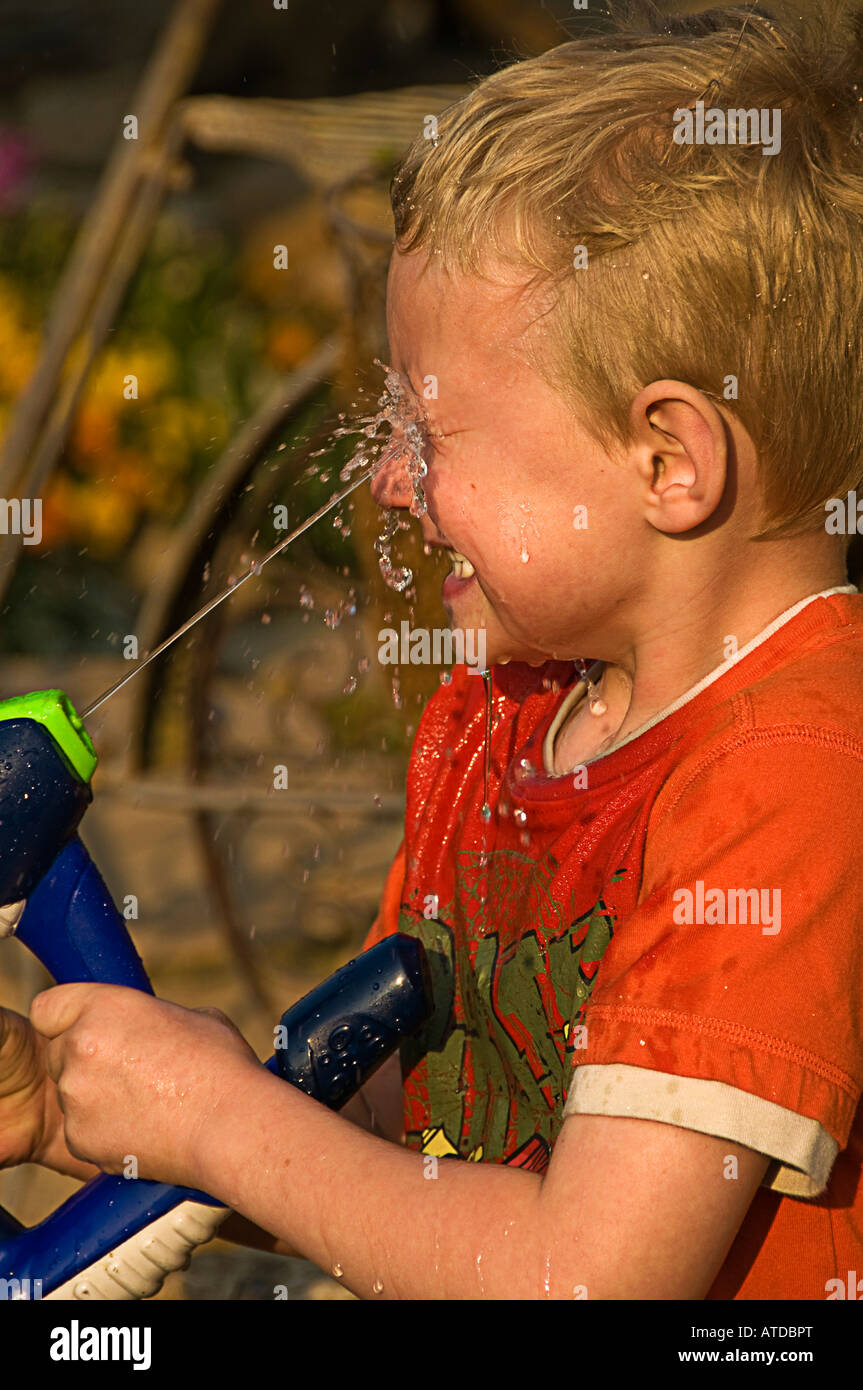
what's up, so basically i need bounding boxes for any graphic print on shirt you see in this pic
[399,848,624,1173]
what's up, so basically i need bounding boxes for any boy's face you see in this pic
[376,247,644,667]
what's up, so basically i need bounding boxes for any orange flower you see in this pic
[266,319,319,369]
[71,401,118,460]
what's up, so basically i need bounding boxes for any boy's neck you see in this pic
[550,555,852,775]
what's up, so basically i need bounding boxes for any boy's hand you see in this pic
[0,1005,53,1169]
[30,984,261,1190]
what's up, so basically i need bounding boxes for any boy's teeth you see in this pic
[450,551,475,579]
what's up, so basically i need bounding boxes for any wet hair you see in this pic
[391,3,863,538]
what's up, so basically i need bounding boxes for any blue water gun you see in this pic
[0,689,428,1299]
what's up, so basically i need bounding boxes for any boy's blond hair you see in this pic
[391,3,863,538]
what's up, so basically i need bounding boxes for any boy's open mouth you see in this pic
[442,549,476,599]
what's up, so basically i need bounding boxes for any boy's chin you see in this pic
[441,591,549,668]
[476,641,548,670]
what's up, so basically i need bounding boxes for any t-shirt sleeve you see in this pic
[359,837,407,952]
[563,733,863,1197]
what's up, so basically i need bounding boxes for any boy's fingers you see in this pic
[29,983,101,1039]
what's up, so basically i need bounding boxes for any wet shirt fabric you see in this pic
[362,590,863,1300]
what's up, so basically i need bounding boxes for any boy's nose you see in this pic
[369,449,415,509]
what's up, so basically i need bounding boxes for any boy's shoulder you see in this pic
[646,591,863,845]
[745,589,863,714]
[688,589,863,761]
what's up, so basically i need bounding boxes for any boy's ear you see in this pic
[628,381,729,535]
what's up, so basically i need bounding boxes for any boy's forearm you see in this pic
[196,1067,546,1300]
[216,1051,406,1260]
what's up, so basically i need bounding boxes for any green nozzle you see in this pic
[0,689,97,784]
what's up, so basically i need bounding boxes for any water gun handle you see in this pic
[2,835,429,1298]
[13,834,153,991]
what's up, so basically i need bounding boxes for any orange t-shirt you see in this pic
[363,588,863,1299]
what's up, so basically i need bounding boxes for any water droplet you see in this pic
[514,808,527,824]
[372,1279,384,1295]
[332,1264,343,1278]
[344,675,357,694]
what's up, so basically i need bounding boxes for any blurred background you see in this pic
[0,0,724,1300]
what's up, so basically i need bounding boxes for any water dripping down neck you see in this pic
[481,667,493,823]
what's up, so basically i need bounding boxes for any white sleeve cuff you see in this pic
[563,1063,838,1197]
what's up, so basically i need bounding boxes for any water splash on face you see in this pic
[316,360,430,592]
[367,360,429,521]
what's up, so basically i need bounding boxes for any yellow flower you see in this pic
[83,342,178,407]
